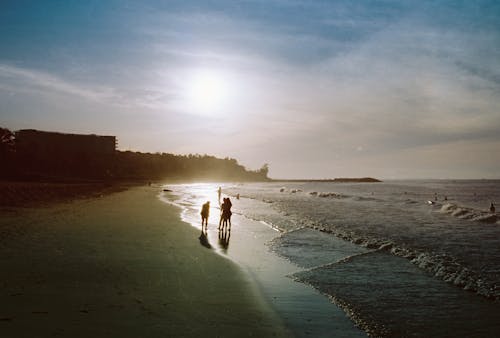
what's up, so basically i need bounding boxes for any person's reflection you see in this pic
[198,229,211,249]
[218,227,231,253]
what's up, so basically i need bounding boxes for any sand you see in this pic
[0,181,127,207]
[161,185,366,337]
[0,186,288,337]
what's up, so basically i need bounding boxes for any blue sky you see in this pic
[1,0,500,178]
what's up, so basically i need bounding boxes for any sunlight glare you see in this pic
[188,70,228,114]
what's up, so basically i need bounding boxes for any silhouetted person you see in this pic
[200,201,210,231]
[217,187,222,205]
[219,198,232,230]
[219,198,227,230]
[490,202,496,213]
[236,193,240,200]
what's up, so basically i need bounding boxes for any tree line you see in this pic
[0,127,269,182]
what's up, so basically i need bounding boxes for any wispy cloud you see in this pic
[0,64,184,112]
[0,64,118,102]
[1,1,500,177]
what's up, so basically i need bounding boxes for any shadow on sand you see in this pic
[198,230,211,249]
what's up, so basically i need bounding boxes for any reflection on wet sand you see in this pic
[218,227,231,253]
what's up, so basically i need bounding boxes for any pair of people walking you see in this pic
[219,197,232,230]
[200,196,233,231]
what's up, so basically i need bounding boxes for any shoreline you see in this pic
[0,186,288,337]
[160,183,366,337]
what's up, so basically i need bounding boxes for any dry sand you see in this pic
[0,186,288,337]
[0,181,126,207]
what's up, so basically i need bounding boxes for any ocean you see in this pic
[161,180,500,337]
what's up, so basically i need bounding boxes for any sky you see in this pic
[1,0,500,179]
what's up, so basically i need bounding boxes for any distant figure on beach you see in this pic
[236,193,240,200]
[434,193,438,201]
[200,201,210,230]
[490,202,496,213]
[219,197,232,230]
[218,187,222,204]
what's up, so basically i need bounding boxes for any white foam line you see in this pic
[286,250,377,277]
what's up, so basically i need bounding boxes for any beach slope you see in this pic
[0,186,286,337]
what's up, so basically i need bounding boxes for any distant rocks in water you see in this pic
[330,177,381,183]
[273,177,381,183]
[279,187,303,193]
[163,188,173,192]
[318,192,343,198]
[308,191,345,198]
[276,177,381,193]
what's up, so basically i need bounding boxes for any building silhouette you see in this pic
[15,129,116,156]
[13,129,116,180]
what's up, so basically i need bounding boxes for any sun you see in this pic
[187,70,228,114]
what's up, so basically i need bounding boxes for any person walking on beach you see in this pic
[217,187,222,205]
[219,198,233,230]
[219,198,227,229]
[200,201,210,231]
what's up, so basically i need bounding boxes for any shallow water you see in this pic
[159,183,366,337]
[162,180,500,337]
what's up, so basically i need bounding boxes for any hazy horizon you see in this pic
[1,1,499,179]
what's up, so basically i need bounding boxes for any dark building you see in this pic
[12,129,117,179]
[15,129,116,156]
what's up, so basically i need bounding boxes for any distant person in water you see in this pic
[219,197,233,230]
[200,201,210,231]
[490,202,495,213]
[217,187,222,204]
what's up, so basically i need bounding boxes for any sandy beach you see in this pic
[0,186,288,337]
[0,181,126,207]
[162,183,367,337]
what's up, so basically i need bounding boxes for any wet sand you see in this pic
[161,185,367,337]
[0,186,287,337]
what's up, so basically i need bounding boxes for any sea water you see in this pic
[162,180,500,337]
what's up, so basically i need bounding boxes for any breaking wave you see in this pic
[440,203,498,224]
